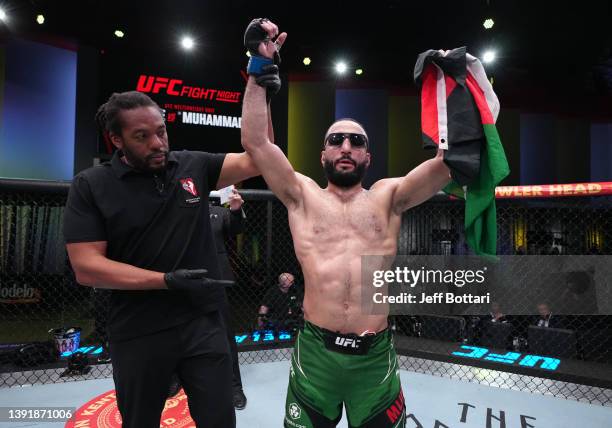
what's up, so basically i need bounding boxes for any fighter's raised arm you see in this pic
[386,148,452,215]
[240,18,303,210]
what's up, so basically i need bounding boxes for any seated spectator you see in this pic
[257,272,303,332]
[488,302,508,323]
[534,302,564,329]
[466,302,509,344]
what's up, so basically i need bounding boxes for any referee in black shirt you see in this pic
[63,91,259,427]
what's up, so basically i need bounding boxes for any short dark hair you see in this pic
[95,91,161,137]
[326,117,367,135]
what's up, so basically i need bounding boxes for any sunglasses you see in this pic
[325,133,368,148]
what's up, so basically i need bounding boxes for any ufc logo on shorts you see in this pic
[335,337,361,348]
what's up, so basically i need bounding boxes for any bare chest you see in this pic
[301,193,389,242]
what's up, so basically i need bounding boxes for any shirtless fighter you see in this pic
[242,18,451,428]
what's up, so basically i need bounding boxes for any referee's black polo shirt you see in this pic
[63,150,226,342]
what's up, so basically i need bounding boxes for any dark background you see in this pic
[3,0,611,99]
[1,0,611,185]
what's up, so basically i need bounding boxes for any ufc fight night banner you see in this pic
[99,50,247,155]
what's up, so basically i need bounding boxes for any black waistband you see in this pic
[305,321,389,355]
[306,320,388,337]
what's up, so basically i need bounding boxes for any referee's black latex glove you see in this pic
[164,269,234,292]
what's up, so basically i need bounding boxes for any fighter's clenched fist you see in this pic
[244,18,287,102]
[244,18,287,62]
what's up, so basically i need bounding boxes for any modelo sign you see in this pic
[0,282,41,304]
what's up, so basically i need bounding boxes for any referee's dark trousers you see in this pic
[110,311,235,427]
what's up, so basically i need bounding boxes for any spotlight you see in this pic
[246,50,251,57]
[0,8,7,22]
[482,50,496,64]
[181,36,194,50]
[303,57,311,66]
[355,68,363,75]
[36,14,45,25]
[335,61,347,74]
[483,18,495,29]
[114,30,124,38]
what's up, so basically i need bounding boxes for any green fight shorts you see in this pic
[284,321,406,428]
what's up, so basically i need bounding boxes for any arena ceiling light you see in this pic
[303,57,311,66]
[483,18,495,29]
[0,8,7,22]
[355,68,363,75]
[335,61,347,74]
[246,50,251,57]
[114,30,125,38]
[483,50,496,64]
[181,36,195,51]
[36,14,45,25]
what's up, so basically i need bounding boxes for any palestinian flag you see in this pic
[414,47,510,256]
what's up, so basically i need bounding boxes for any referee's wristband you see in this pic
[247,55,273,75]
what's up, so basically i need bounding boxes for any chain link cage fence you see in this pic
[1,179,611,406]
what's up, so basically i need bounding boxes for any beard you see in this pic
[122,146,168,173]
[323,156,368,188]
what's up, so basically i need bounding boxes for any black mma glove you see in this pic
[244,18,281,64]
[244,17,282,103]
[256,64,281,103]
[164,269,234,292]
